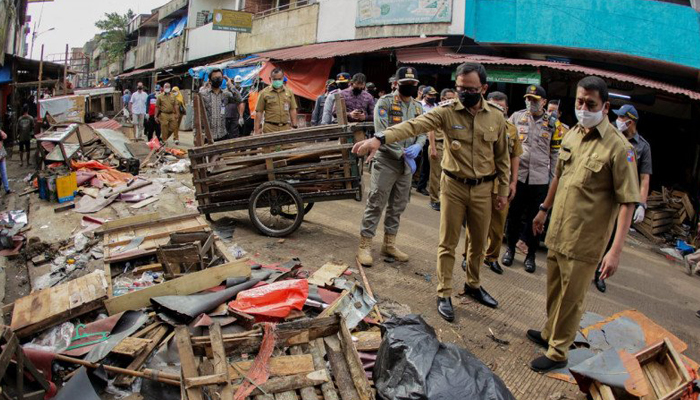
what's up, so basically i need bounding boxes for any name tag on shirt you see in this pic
[284,103,290,111]
[221,106,226,116]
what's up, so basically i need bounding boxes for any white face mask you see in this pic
[164,87,171,93]
[615,119,629,132]
[526,99,542,114]
[575,108,604,128]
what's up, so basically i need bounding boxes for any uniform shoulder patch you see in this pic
[439,99,457,107]
[378,108,388,117]
[627,149,636,163]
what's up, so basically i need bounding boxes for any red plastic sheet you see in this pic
[259,59,333,101]
[229,279,308,318]
[71,160,113,171]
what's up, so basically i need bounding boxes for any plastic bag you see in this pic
[159,159,191,174]
[24,322,75,353]
[229,279,308,318]
[148,136,162,150]
[373,314,515,400]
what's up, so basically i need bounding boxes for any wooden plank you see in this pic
[310,339,339,400]
[115,325,169,387]
[104,260,250,315]
[356,258,383,323]
[175,326,203,400]
[227,354,314,380]
[290,346,317,400]
[130,197,159,209]
[324,335,359,400]
[133,263,163,273]
[352,331,382,352]
[308,263,348,287]
[97,212,202,235]
[11,270,109,337]
[338,319,373,400]
[111,337,152,357]
[210,324,234,400]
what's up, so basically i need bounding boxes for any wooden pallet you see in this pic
[0,326,52,399]
[176,315,372,400]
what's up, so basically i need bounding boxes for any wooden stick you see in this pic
[355,257,383,323]
[115,325,169,387]
[53,354,180,385]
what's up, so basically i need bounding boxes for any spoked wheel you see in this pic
[280,202,314,220]
[248,181,304,237]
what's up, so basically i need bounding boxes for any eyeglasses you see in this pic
[455,86,482,94]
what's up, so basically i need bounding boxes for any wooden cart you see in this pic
[188,122,369,237]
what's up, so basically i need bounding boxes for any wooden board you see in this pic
[308,263,348,287]
[227,354,314,379]
[125,141,152,162]
[11,270,109,337]
[115,325,169,387]
[175,325,203,400]
[104,260,250,315]
[352,331,382,352]
[111,337,152,357]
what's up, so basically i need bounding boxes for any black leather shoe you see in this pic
[526,329,548,348]
[417,187,429,196]
[463,284,498,308]
[594,269,606,293]
[502,248,515,266]
[524,255,536,273]
[484,260,503,274]
[529,355,567,373]
[437,297,454,322]
[429,202,440,211]
[461,257,467,272]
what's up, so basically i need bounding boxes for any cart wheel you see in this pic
[248,181,304,237]
[280,202,314,220]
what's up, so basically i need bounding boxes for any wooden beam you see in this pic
[210,323,234,400]
[175,326,203,400]
[115,325,169,387]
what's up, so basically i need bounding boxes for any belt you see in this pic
[444,170,496,186]
[265,122,290,127]
[435,139,444,143]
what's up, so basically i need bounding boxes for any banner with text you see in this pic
[356,0,452,27]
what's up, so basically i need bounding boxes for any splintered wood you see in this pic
[175,315,372,400]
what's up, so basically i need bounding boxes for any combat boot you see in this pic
[381,234,409,262]
[357,235,374,267]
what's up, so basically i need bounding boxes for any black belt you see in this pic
[444,170,496,186]
[265,122,289,127]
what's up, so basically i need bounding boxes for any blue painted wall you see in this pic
[464,0,700,69]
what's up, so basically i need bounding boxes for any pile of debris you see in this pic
[634,188,696,243]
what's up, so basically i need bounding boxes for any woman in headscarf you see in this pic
[172,86,186,145]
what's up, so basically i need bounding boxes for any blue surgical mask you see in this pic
[272,80,284,89]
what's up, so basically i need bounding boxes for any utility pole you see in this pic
[63,44,69,95]
[37,45,44,118]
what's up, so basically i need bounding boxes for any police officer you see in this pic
[353,62,511,321]
[502,85,559,273]
[462,91,523,274]
[155,83,180,143]
[355,66,426,267]
[427,88,457,211]
[321,73,351,125]
[593,104,652,292]
[255,68,297,135]
[528,76,639,372]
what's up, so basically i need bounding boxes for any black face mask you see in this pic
[137,87,143,92]
[425,97,436,105]
[211,77,223,88]
[352,87,362,96]
[327,85,337,92]
[398,84,418,98]
[458,91,482,108]
[337,82,349,90]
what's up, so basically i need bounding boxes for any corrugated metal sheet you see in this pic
[396,47,700,101]
[256,36,447,61]
[89,119,123,131]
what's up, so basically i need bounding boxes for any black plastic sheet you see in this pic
[373,314,515,400]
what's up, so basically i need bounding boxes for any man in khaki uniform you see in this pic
[353,62,511,322]
[528,76,639,372]
[462,92,523,274]
[427,88,457,211]
[255,68,298,135]
[155,83,180,142]
[356,67,425,267]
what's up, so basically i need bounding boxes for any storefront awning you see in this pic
[396,47,700,101]
[259,59,334,101]
[256,36,447,61]
[117,68,156,79]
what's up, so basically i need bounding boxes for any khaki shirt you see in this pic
[156,93,179,115]
[373,92,426,172]
[545,117,640,263]
[256,86,297,125]
[383,97,511,197]
[492,122,523,194]
[509,110,559,185]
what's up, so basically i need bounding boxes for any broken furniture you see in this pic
[36,124,86,168]
[0,326,53,400]
[157,231,216,278]
[635,188,696,243]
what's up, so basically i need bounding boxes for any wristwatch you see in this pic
[539,203,549,212]
[375,132,386,144]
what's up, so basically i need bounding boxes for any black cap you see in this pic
[422,86,438,96]
[524,84,546,99]
[336,72,351,83]
[396,66,419,83]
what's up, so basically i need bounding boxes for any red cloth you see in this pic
[259,59,334,101]
[229,279,308,318]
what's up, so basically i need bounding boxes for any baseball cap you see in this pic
[366,82,376,89]
[388,75,397,83]
[325,79,335,86]
[396,66,419,83]
[336,73,351,83]
[613,104,639,121]
[523,84,546,99]
[422,86,438,96]
[234,75,243,83]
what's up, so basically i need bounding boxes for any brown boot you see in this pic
[357,235,373,267]
[381,234,409,262]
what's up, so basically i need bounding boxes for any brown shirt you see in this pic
[493,121,523,194]
[545,117,640,263]
[256,86,297,125]
[383,98,511,197]
[156,93,179,115]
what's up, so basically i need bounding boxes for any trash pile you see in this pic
[635,188,696,244]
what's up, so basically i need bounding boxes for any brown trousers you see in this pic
[428,142,444,203]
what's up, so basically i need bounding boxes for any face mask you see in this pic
[425,97,436,105]
[526,99,542,114]
[137,87,143,92]
[575,108,604,128]
[272,80,284,89]
[352,87,362,96]
[211,77,223,88]
[615,119,629,132]
[398,84,418,98]
[458,91,481,108]
[337,82,349,90]
[164,88,171,93]
[328,85,337,92]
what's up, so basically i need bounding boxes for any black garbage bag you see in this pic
[373,314,515,400]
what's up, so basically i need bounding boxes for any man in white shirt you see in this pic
[129,82,149,140]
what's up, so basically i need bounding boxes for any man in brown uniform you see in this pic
[353,62,511,321]
[254,68,298,135]
[528,76,639,372]
[155,83,180,143]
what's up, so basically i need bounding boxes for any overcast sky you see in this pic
[26,0,167,61]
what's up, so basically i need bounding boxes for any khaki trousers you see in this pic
[437,174,492,297]
[463,195,509,262]
[360,160,411,238]
[428,142,444,203]
[541,250,598,361]
[263,122,290,134]
[159,113,178,142]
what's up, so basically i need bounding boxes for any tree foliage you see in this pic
[95,9,135,63]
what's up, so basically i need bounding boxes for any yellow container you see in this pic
[56,172,78,203]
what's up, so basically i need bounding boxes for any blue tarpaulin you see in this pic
[159,16,187,43]
[0,63,12,84]
[188,55,263,88]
